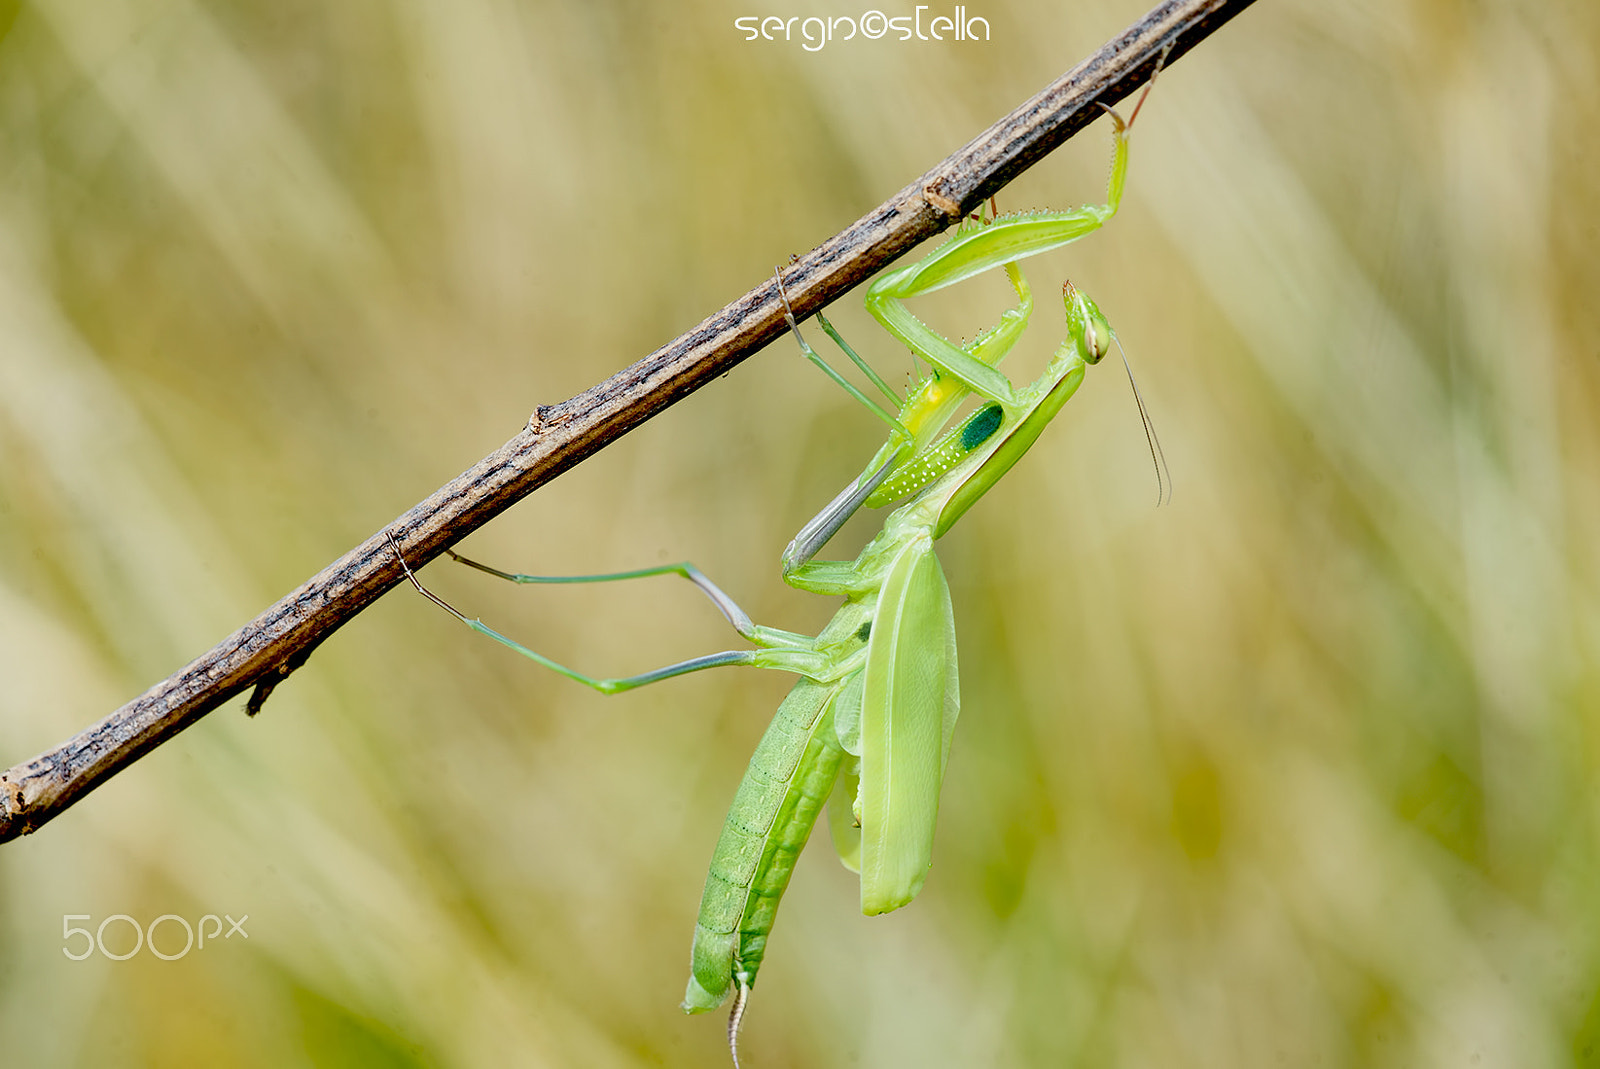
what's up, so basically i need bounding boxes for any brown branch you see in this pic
[0,0,1258,844]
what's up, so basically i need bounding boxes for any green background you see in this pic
[2,0,1598,1065]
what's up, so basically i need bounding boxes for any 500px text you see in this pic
[62,913,249,961]
[735,6,990,51]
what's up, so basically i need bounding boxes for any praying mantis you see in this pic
[392,68,1162,1067]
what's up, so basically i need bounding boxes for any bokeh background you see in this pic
[2,0,1598,1065]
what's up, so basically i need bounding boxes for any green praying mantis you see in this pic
[392,68,1163,1067]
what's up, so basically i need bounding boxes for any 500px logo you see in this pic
[735,6,990,52]
[62,913,249,961]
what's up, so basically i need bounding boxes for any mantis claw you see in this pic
[1095,39,1171,134]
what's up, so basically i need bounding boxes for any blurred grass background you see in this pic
[2,0,1598,1065]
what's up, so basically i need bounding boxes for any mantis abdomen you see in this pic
[682,674,851,1012]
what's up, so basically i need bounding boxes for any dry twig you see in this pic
[0,0,1258,843]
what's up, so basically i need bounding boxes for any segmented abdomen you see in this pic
[682,675,848,1011]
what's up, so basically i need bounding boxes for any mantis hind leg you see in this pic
[388,535,822,694]
[443,547,766,641]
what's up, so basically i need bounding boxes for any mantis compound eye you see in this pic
[1085,310,1113,364]
[1062,281,1113,365]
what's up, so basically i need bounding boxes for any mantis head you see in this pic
[1062,281,1113,366]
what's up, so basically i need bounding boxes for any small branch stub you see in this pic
[922,183,964,221]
